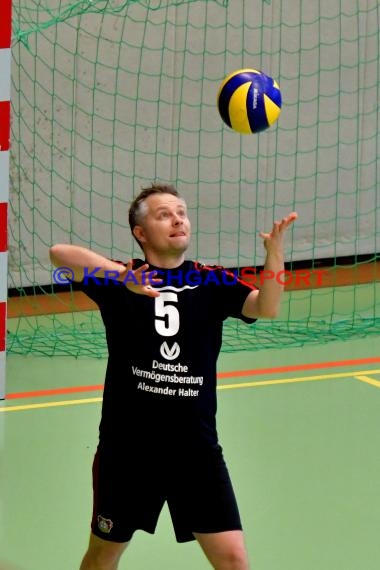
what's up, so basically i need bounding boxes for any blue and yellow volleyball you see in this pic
[217,69,282,134]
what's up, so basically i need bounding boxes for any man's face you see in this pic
[133,193,191,255]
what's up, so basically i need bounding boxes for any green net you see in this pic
[8,0,380,356]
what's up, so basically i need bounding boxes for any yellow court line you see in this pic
[1,368,380,413]
[217,368,380,390]
[0,397,102,413]
[354,375,380,388]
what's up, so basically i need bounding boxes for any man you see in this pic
[50,183,297,570]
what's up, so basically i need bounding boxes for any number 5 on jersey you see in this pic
[154,292,180,337]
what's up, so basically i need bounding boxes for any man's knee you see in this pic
[194,530,250,570]
[80,533,129,570]
[215,547,249,570]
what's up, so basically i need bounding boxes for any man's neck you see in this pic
[144,251,186,269]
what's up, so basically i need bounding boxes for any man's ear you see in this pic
[133,225,146,244]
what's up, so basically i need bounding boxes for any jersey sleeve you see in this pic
[201,265,257,324]
[220,271,257,323]
[77,259,129,309]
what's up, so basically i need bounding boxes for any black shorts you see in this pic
[90,442,242,543]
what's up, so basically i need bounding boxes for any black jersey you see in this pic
[79,260,256,451]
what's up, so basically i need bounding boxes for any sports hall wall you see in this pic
[9,0,379,289]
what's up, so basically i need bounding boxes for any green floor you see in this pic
[1,336,380,569]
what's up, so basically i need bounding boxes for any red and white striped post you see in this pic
[0,0,12,399]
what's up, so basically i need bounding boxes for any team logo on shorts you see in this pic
[97,515,114,534]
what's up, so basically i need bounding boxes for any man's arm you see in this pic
[242,212,298,319]
[49,244,161,297]
[49,244,126,282]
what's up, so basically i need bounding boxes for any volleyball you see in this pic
[217,69,282,134]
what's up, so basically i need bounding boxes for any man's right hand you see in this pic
[121,261,162,297]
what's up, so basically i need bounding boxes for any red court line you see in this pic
[5,356,380,401]
[217,356,380,379]
[6,384,104,400]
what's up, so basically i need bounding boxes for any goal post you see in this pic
[0,0,12,398]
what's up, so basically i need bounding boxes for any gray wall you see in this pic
[9,0,380,288]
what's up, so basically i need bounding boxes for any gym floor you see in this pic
[1,335,380,570]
